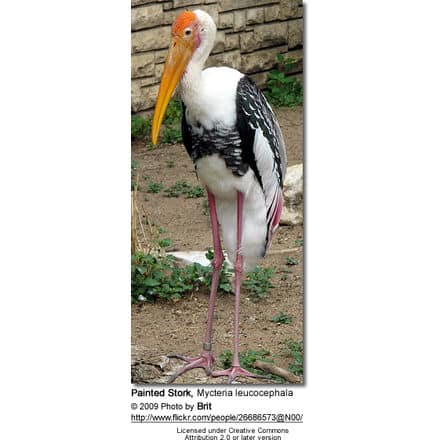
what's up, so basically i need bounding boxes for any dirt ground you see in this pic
[131,107,303,384]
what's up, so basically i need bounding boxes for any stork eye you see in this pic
[184,28,192,36]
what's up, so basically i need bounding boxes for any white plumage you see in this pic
[196,153,267,271]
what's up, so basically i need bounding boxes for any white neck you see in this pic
[180,9,216,105]
[180,55,204,104]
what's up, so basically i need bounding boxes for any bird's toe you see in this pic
[167,351,215,383]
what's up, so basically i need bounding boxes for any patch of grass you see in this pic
[131,249,232,303]
[184,185,205,198]
[161,99,182,144]
[164,181,205,198]
[219,349,283,383]
[131,252,193,302]
[265,53,303,108]
[164,180,191,197]
[285,256,299,266]
[131,115,151,140]
[132,99,182,145]
[243,267,275,301]
[283,339,303,376]
[271,312,292,324]
[157,237,172,249]
[161,125,181,144]
[147,181,164,194]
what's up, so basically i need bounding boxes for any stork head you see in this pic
[151,10,216,145]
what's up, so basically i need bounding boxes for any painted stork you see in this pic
[151,9,287,383]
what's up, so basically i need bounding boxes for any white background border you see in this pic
[1,1,439,438]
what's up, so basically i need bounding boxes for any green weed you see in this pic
[283,339,304,376]
[294,238,303,247]
[164,181,205,198]
[243,267,275,301]
[271,312,293,324]
[265,53,303,108]
[157,237,172,249]
[164,180,191,197]
[285,256,299,266]
[131,99,181,145]
[147,181,164,194]
[184,185,205,198]
[131,252,193,302]
[219,349,283,382]
[161,99,182,144]
[131,249,231,303]
[131,115,151,139]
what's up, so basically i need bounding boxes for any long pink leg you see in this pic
[211,191,266,383]
[168,191,224,382]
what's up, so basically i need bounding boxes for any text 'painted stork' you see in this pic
[151,9,287,383]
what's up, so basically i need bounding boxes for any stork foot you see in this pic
[167,351,215,383]
[211,366,267,384]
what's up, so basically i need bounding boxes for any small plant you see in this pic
[283,339,303,376]
[243,267,275,301]
[132,100,182,145]
[161,125,181,144]
[166,160,175,168]
[294,238,303,247]
[184,185,205,198]
[219,349,283,382]
[131,252,193,302]
[164,98,182,125]
[131,249,232,303]
[147,181,164,194]
[271,312,293,324]
[157,237,172,248]
[131,115,151,139]
[164,180,191,197]
[164,181,204,198]
[160,99,182,144]
[265,53,303,108]
[285,256,299,266]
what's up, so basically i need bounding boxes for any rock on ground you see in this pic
[280,163,303,226]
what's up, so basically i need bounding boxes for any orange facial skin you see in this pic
[151,11,200,145]
[171,10,197,36]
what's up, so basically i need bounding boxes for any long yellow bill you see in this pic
[151,36,194,145]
